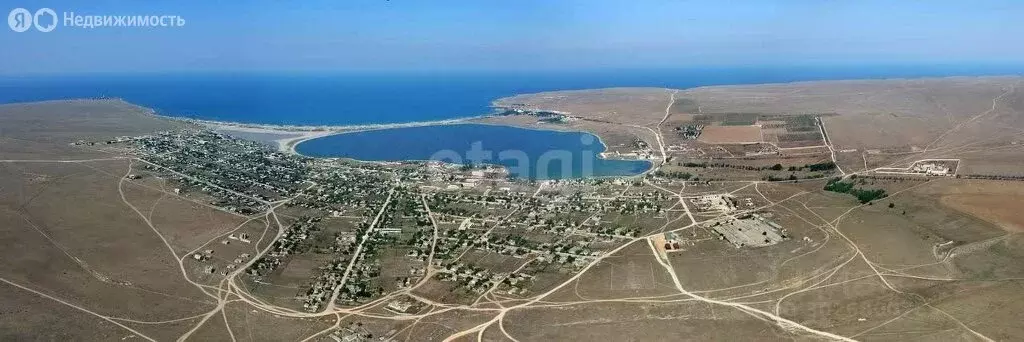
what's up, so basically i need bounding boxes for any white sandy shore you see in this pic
[200,116,655,167]
[170,107,654,169]
[174,115,481,132]
[206,124,336,153]
[159,109,654,179]
[188,116,483,153]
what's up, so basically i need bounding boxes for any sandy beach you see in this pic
[198,116,481,154]
[208,124,336,153]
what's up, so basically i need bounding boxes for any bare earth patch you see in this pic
[697,125,763,144]
[940,195,1024,232]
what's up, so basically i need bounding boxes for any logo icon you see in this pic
[33,8,56,32]
[8,8,31,32]
[8,8,57,32]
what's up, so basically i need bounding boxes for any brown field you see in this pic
[493,87,673,125]
[941,195,1024,232]
[496,76,1024,177]
[696,125,763,144]
[0,99,185,160]
[926,180,1024,232]
[0,159,217,339]
[547,240,679,301]
[776,139,826,149]
[0,101,283,340]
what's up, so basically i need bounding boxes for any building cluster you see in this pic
[675,124,704,139]
[109,128,694,314]
[710,213,788,248]
[248,216,323,275]
[690,194,737,213]
[128,130,309,214]
[910,161,953,176]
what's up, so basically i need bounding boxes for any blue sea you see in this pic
[3,65,1022,126]
[295,124,651,180]
[3,64,1022,179]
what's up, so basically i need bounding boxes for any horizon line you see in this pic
[4,62,1024,78]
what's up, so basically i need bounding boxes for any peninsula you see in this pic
[3,77,1024,341]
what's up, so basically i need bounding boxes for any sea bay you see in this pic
[294,124,652,179]
[5,65,1023,179]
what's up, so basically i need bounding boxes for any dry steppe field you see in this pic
[3,76,1024,342]
[494,77,1024,177]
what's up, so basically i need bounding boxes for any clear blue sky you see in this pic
[2,0,1023,74]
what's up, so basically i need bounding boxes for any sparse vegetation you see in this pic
[652,170,693,179]
[824,177,888,203]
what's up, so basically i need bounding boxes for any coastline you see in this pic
[158,105,646,161]
[159,114,487,153]
[292,121,651,180]
[158,114,485,132]
[462,119,621,160]
[23,97,653,178]
[136,100,658,179]
[291,122,651,166]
